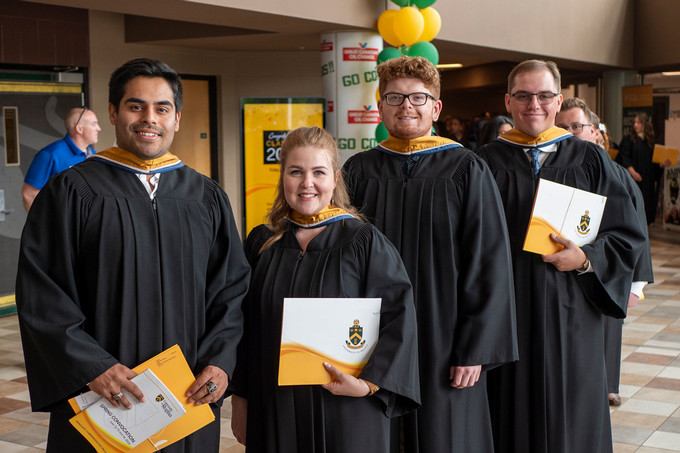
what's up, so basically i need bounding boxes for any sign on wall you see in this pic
[241,97,325,236]
[622,85,653,138]
[663,165,680,231]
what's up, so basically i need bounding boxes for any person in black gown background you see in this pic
[616,113,659,225]
[230,126,420,452]
[343,55,518,453]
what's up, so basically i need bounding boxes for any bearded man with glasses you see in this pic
[477,60,647,453]
[343,55,518,453]
[22,106,100,211]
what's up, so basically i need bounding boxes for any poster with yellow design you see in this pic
[241,98,325,236]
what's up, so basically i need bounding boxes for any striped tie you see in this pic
[528,148,540,176]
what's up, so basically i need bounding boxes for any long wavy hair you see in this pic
[260,126,364,252]
[630,112,655,149]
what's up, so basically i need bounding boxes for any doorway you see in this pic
[170,75,218,180]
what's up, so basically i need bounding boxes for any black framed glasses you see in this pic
[556,123,592,133]
[510,91,559,105]
[75,107,90,126]
[383,92,435,106]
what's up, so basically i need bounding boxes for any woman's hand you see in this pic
[627,166,642,182]
[321,363,370,397]
[231,395,247,445]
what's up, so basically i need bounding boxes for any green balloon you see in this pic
[375,122,389,142]
[390,0,410,6]
[377,47,403,65]
[413,0,437,7]
[406,41,439,66]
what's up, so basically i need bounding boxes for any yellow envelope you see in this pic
[69,345,214,452]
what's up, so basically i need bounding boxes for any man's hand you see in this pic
[628,293,640,307]
[321,363,370,397]
[87,363,143,409]
[449,365,482,389]
[542,234,587,272]
[187,365,228,406]
[231,395,247,446]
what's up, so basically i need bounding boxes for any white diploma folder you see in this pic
[278,297,381,386]
[524,178,607,255]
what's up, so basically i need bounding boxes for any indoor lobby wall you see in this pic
[88,11,322,229]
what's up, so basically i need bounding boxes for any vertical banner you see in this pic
[241,98,325,236]
[321,31,383,164]
[663,166,680,230]
[621,85,653,138]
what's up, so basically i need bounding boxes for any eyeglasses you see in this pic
[75,107,90,126]
[383,92,435,106]
[556,123,593,133]
[510,91,559,105]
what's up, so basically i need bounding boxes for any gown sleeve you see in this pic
[230,224,274,398]
[352,224,421,418]
[577,144,647,317]
[16,172,119,411]
[616,136,634,169]
[195,181,251,385]
[450,156,518,368]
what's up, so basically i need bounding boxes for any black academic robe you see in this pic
[478,137,646,453]
[343,145,518,453]
[231,220,420,453]
[616,135,659,224]
[604,162,654,393]
[16,158,250,452]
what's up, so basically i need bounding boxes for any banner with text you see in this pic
[321,31,382,164]
[622,85,653,139]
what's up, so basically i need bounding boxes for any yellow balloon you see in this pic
[377,10,403,47]
[418,7,441,42]
[393,6,425,47]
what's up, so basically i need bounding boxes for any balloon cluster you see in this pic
[376,0,441,66]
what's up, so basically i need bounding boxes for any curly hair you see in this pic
[260,126,364,252]
[377,55,440,99]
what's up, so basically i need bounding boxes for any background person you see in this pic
[478,60,646,453]
[16,58,250,452]
[556,98,653,407]
[344,55,517,453]
[230,126,420,452]
[22,106,100,211]
[616,112,658,224]
[476,115,514,149]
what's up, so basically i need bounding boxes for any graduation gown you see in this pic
[16,156,251,452]
[616,135,659,224]
[232,219,420,453]
[478,135,646,453]
[604,163,654,393]
[343,138,518,453]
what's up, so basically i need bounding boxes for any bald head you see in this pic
[65,107,101,150]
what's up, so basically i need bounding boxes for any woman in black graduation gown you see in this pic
[230,126,420,452]
[616,113,659,224]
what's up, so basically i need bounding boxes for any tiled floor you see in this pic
[0,228,679,452]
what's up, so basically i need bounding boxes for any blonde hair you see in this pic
[260,126,364,252]
[377,55,441,99]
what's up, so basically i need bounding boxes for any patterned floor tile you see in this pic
[643,431,680,450]
[617,399,679,417]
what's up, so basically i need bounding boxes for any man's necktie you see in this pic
[528,148,540,176]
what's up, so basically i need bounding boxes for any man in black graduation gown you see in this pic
[555,98,654,406]
[16,58,250,452]
[477,60,646,453]
[343,55,518,452]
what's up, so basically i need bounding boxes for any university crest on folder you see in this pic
[578,211,591,235]
[346,319,366,349]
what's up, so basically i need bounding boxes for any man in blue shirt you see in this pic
[22,107,100,211]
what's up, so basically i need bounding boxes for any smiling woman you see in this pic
[230,126,420,452]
